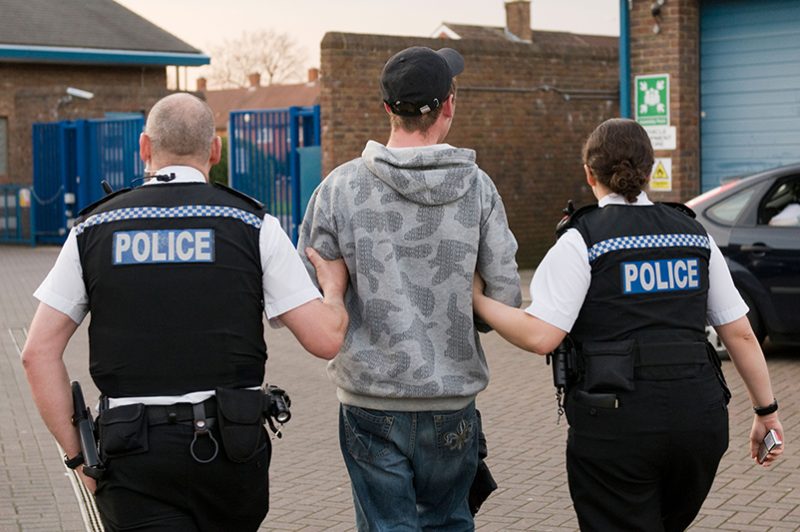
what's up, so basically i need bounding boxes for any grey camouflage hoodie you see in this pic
[298,140,521,411]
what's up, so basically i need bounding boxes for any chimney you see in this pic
[505,0,532,42]
[196,77,207,92]
[307,67,320,83]
[248,72,261,88]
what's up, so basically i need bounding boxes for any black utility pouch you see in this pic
[582,339,636,392]
[215,388,266,463]
[98,403,148,460]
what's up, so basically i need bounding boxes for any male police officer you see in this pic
[21,93,348,531]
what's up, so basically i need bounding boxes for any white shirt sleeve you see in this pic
[33,228,89,324]
[524,228,591,332]
[705,234,749,326]
[260,215,321,321]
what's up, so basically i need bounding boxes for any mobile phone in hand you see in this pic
[757,429,782,464]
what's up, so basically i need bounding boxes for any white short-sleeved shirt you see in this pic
[525,191,748,332]
[33,166,321,406]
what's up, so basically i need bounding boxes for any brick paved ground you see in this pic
[1,244,798,531]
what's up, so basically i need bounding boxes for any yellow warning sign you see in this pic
[649,158,672,192]
[18,187,31,208]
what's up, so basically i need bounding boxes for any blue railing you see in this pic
[0,185,36,245]
[228,105,321,243]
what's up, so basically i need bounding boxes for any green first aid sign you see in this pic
[635,74,669,126]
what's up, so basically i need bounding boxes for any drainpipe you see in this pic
[619,0,631,117]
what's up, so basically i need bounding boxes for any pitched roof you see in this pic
[434,23,617,48]
[203,81,321,130]
[0,0,208,66]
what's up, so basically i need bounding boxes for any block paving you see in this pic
[1,244,797,531]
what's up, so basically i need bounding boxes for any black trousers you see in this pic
[95,414,271,531]
[565,364,729,532]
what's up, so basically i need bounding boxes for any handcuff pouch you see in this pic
[215,388,266,463]
[98,403,148,460]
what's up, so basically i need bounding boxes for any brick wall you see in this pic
[0,64,170,185]
[320,33,618,266]
[629,0,700,201]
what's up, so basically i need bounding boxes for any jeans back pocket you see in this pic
[341,405,393,463]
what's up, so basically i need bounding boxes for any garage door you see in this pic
[700,0,800,191]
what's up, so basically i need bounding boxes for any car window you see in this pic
[706,187,757,225]
[758,176,800,226]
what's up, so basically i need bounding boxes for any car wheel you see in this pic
[739,289,766,345]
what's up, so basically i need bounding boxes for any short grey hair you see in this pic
[145,93,215,159]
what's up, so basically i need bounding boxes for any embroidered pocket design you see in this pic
[444,419,472,451]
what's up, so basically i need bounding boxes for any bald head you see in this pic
[145,93,215,162]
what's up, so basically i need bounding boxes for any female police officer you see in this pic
[473,118,784,531]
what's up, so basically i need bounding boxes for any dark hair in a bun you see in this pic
[582,118,654,203]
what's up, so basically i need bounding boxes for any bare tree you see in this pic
[204,30,307,88]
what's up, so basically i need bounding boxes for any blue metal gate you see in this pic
[32,116,144,243]
[228,105,321,243]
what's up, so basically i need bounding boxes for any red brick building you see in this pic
[0,0,208,185]
[320,0,618,266]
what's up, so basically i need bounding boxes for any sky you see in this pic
[114,0,620,89]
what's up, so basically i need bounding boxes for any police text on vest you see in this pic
[621,258,699,294]
[113,229,215,265]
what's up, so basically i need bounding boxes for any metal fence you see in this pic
[31,117,143,244]
[228,105,321,243]
[0,185,35,245]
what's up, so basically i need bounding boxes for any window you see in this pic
[0,117,7,176]
[706,186,757,225]
[758,176,800,227]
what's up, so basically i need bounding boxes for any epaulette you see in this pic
[660,201,697,219]
[555,203,599,237]
[212,182,265,210]
[76,187,132,219]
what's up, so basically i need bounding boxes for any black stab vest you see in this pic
[75,183,267,397]
[568,203,711,347]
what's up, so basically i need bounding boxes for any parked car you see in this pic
[686,163,800,356]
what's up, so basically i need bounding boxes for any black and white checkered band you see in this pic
[75,205,262,235]
[587,233,710,263]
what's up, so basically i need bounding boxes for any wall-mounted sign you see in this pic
[635,74,670,127]
[644,125,676,151]
[650,157,672,192]
[18,187,31,208]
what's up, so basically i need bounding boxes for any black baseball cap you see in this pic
[380,46,464,117]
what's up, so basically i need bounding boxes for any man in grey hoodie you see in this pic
[298,46,521,530]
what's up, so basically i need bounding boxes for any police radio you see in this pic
[547,201,581,423]
[546,339,577,424]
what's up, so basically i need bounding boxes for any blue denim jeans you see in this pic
[339,401,479,532]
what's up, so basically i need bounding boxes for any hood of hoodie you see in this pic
[362,140,479,206]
